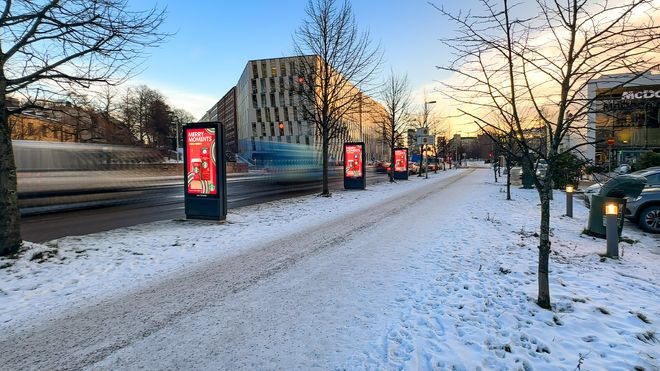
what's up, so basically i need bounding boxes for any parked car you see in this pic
[535,159,548,179]
[625,187,660,233]
[585,167,660,196]
[375,161,390,174]
[408,161,419,175]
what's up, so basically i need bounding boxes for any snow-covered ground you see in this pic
[1,164,658,370]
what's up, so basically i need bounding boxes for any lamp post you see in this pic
[565,185,574,217]
[419,100,436,177]
[605,202,619,258]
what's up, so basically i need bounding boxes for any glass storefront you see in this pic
[594,85,660,165]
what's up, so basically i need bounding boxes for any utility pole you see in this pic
[419,100,436,177]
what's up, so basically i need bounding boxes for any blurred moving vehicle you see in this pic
[251,141,322,183]
[625,187,660,234]
[14,140,176,211]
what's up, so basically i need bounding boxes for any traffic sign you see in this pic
[607,137,615,145]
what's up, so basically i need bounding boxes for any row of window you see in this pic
[251,60,299,79]
[251,81,304,109]
[251,121,313,138]
[255,106,307,123]
[251,135,312,147]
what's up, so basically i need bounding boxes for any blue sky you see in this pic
[127,0,479,119]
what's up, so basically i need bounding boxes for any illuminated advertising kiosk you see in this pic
[343,142,366,190]
[183,122,227,220]
[393,148,409,180]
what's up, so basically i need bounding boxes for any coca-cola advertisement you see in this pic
[186,128,217,195]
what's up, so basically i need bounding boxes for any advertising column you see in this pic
[393,148,409,180]
[344,142,366,190]
[184,122,227,220]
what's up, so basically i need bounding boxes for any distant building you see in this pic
[8,101,135,145]
[203,55,388,164]
[587,72,660,166]
[200,87,238,159]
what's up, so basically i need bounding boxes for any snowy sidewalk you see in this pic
[1,167,658,370]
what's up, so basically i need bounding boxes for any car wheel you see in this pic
[638,205,660,233]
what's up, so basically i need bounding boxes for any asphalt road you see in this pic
[21,170,388,243]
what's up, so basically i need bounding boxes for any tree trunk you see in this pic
[537,183,552,309]
[321,123,330,196]
[0,89,22,255]
[506,163,512,200]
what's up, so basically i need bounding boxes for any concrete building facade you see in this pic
[204,56,388,165]
[200,87,238,159]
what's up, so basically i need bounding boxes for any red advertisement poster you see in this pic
[186,128,217,195]
[394,149,407,172]
[345,144,363,178]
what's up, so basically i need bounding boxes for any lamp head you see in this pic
[605,202,618,216]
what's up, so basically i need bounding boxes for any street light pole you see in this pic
[419,100,436,178]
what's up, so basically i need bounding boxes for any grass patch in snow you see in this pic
[620,236,639,244]
[636,330,658,344]
[630,311,652,324]
[596,307,611,315]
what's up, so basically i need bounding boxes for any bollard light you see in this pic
[605,202,618,215]
[605,201,619,259]
[565,185,574,218]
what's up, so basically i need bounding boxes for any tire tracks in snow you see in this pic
[0,169,475,370]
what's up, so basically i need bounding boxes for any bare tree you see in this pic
[379,71,412,181]
[292,0,381,196]
[434,0,660,309]
[0,0,167,255]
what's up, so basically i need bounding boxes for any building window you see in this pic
[261,123,266,137]
[293,106,298,121]
[270,122,275,136]
[256,108,262,122]
[305,136,310,145]
[252,122,257,136]
[261,62,267,78]
[252,62,258,78]
[269,77,275,92]
[251,79,257,93]
[260,79,266,91]
[265,108,271,122]
[271,63,277,77]
[274,107,280,122]
[284,107,290,121]
[252,94,258,108]
[279,93,285,107]
[289,61,296,75]
[270,93,276,108]
[280,62,286,76]
[260,93,267,107]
